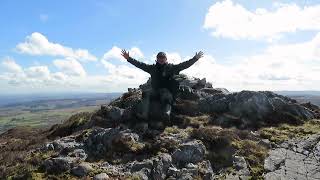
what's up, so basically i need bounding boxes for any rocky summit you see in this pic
[1,74,320,180]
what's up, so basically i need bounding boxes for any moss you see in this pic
[260,119,320,144]
[46,173,79,180]
[186,115,211,128]
[191,126,269,178]
[164,126,181,134]
[48,112,92,138]
[31,172,46,180]
[129,142,146,152]
[163,126,191,139]
[191,126,242,170]
[125,174,142,180]
[231,140,268,178]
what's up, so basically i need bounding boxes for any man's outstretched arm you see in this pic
[121,49,152,73]
[174,51,204,73]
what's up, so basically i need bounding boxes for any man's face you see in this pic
[157,56,167,65]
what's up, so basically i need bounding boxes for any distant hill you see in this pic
[274,91,320,96]
[0,93,122,134]
[274,91,320,106]
[0,92,122,107]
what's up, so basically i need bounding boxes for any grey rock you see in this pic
[172,140,206,165]
[200,90,315,128]
[264,134,320,179]
[127,159,153,172]
[232,156,250,178]
[93,173,109,180]
[152,153,172,180]
[200,88,229,95]
[176,171,194,180]
[100,162,125,176]
[233,156,247,171]
[199,93,230,113]
[101,105,124,121]
[68,148,87,161]
[264,148,287,172]
[132,168,150,180]
[43,156,77,174]
[85,127,141,157]
[52,136,83,152]
[71,162,94,177]
[167,167,180,177]
[186,163,197,169]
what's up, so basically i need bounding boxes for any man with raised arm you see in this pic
[121,50,204,120]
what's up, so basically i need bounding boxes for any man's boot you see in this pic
[162,103,171,122]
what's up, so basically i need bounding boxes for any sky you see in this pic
[0,0,320,94]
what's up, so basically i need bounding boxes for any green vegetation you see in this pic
[0,106,98,134]
[48,111,94,138]
[191,126,268,179]
[232,140,268,179]
[260,119,320,144]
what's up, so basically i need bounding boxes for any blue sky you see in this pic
[1,0,320,94]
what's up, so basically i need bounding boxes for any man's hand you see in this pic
[121,49,130,60]
[193,51,204,60]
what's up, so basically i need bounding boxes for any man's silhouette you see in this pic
[121,50,204,120]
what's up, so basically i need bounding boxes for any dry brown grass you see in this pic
[0,126,50,178]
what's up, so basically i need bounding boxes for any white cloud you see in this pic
[16,32,97,61]
[3,36,320,93]
[99,46,149,89]
[51,72,68,81]
[25,66,51,79]
[101,46,144,62]
[180,32,320,91]
[101,59,149,87]
[1,57,23,73]
[53,58,87,77]
[0,57,73,87]
[203,0,320,41]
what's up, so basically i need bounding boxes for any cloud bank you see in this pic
[204,0,320,41]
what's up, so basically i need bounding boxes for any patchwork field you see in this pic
[0,93,121,134]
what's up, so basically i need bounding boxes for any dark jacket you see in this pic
[127,57,199,94]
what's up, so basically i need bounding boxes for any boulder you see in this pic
[93,173,109,180]
[109,88,142,109]
[152,153,172,180]
[51,136,83,153]
[71,162,94,177]
[43,156,77,174]
[200,91,316,128]
[89,105,125,128]
[85,127,144,158]
[68,149,88,161]
[172,140,206,166]
[127,159,154,172]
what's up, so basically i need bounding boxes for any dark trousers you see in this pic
[141,88,173,119]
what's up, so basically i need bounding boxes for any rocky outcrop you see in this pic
[2,74,320,179]
[199,90,315,128]
[264,134,320,179]
[88,74,316,130]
